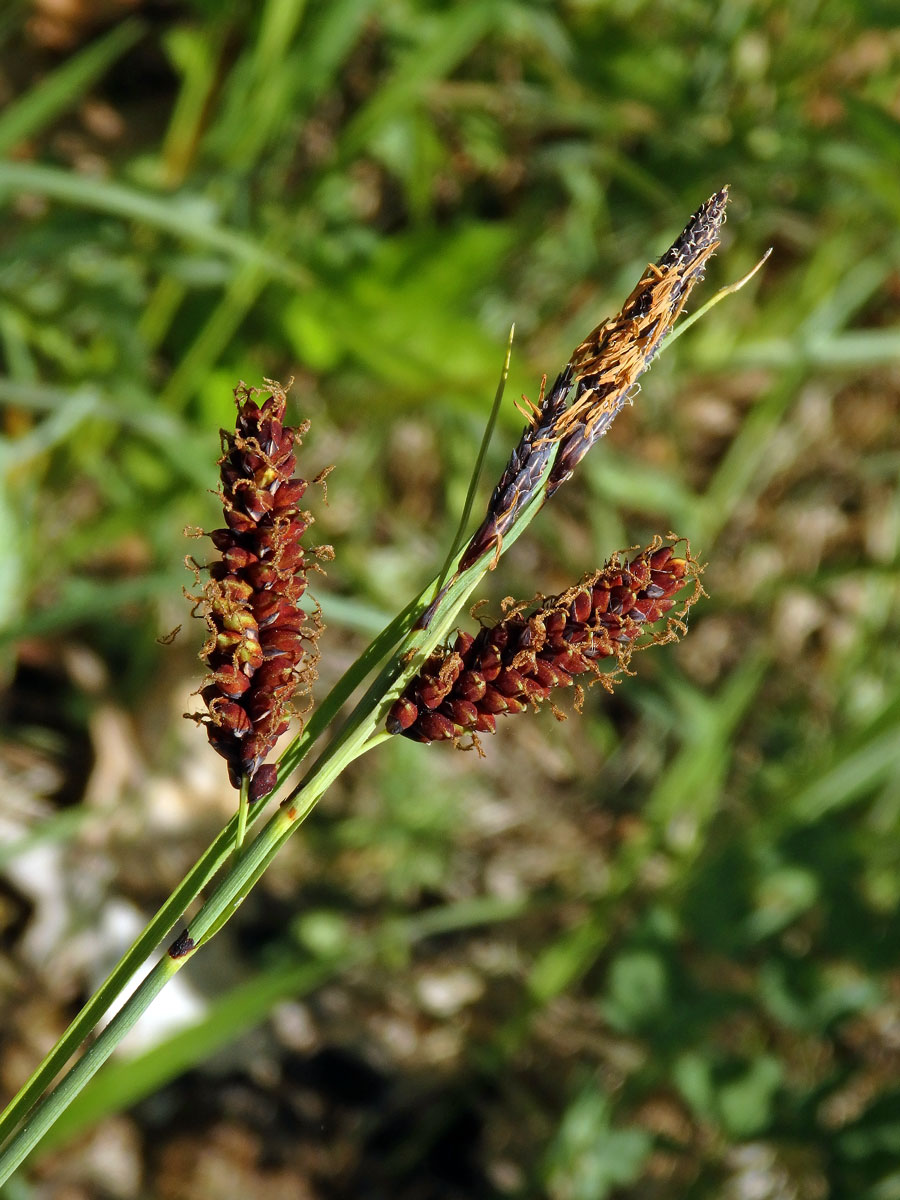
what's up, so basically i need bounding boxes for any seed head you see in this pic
[187,381,330,801]
[387,538,702,746]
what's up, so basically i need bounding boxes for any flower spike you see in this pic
[187,381,330,802]
[546,187,728,494]
[458,189,727,573]
[387,538,703,746]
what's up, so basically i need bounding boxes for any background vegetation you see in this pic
[1,0,899,1196]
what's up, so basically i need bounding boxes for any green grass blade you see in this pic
[0,19,145,157]
[0,163,311,287]
[339,4,496,156]
[790,722,900,826]
[433,323,514,595]
[160,23,228,186]
[0,390,100,467]
[221,0,309,167]
[0,470,26,638]
[646,656,770,833]
[0,574,184,645]
[697,368,804,545]
[733,327,900,371]
[159,261,268,409]
[294,0,376,104]
[0,808,90,871]
[666,247,771,348]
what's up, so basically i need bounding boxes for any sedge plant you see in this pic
[0,187,766,1182]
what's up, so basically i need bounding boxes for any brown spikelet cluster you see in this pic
[459,189,727,571]
[188,382,329,802]
[547,187,727,494]
[387,539,702,745]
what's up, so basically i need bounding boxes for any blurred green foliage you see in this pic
[2,0,900,1196]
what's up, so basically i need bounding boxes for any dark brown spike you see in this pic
[187,381,328,797]
[387,538,704,747]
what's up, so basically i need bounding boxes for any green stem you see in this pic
[234,774,250,856]
[47,893,532,1152]
[0,812,245,1149]
[0,956,182,1180]
[275,582,429,783]
[0,742,365,1181]
[361,729,394,752]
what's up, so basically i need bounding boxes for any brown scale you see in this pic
[387,539,703,747]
